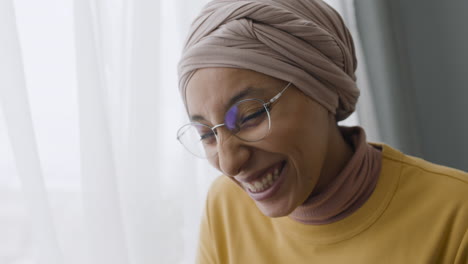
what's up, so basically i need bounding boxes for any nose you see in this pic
[214,128,250,177]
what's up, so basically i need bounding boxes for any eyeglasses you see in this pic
[177,82,292,159]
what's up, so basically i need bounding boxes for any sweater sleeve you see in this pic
[455,228,468,264]
[196,190,219,264]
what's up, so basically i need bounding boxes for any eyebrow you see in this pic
[190,86,265,122]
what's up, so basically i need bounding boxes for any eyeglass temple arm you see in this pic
[269,82,292,104]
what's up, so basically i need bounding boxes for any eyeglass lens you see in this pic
[178,99,271,158]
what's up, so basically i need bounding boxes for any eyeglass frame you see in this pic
[176,82,292,158]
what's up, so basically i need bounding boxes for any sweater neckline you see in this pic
[288,126,382,225]
[270,142,402,244]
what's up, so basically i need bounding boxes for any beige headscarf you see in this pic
[178,0,359,121]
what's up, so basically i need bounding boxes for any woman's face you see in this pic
[186,67,335,217]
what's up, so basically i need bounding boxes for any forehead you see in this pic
[185,68,275,122]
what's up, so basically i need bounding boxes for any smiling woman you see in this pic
[183,68,358,218]
[176,0,468,263]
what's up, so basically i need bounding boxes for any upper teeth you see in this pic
[244,167,281,193]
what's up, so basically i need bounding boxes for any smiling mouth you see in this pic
[242,161,286,193]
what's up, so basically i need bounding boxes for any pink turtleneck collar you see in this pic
[289,126,382,225]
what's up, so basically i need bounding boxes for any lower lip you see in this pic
[247,161,288,201]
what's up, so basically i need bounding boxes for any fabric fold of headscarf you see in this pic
[178,0,360,121]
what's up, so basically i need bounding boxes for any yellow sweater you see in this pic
[196,143,468,264]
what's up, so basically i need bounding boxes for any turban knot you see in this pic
[178,0,359,121]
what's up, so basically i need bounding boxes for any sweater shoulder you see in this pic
[206,175,252,210]
[208,175,243,199]
[372,141,468,185]
[374,142,468,203]
[399,152,468,185]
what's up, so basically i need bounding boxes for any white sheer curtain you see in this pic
[0,0,375,263]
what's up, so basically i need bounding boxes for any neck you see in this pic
[314,118,354,194]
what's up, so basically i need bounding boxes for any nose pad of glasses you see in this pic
[213,125,239,146]
[214,124,242,143]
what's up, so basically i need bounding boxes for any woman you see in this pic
[177,0,468,263]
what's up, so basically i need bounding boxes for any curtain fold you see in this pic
[120,1,175,263]
[0,1,63,264]
[339,0,381,142]
[353,0,422,156]
[73,0,129,263]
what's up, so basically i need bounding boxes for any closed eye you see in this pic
[200,131,215,140]
[241,108,267,124]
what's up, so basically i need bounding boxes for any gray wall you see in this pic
[354,0,468,171]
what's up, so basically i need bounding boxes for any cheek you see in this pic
[207,156,221,172]
[267,113,329,157]
[270,106,330,182]
[294,119,329,169]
